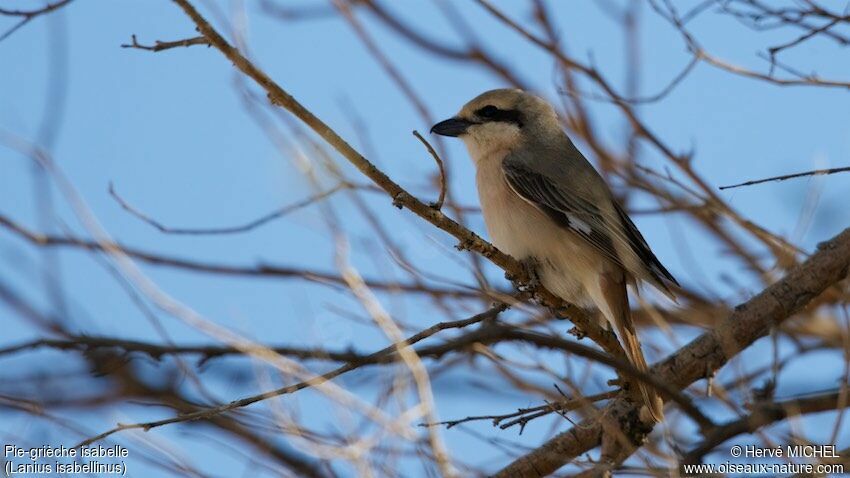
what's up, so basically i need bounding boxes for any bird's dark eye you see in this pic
[473,104,523,127]
[476,105,499,118]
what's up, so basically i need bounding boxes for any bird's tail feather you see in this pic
[596,272,664,422]
[621,329,664,422]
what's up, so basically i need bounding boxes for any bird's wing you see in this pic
[501,156,679,293]
[502,157,621,264]
[611,200,679,291]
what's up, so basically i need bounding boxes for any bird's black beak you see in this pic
[430,117,474,137]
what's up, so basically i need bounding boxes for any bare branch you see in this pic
[496,227,850,477]
[649,0,850,90]
[109,182,348,235]
[0,213,482,299]
[168,0,622,359]
[76,304,507,447]
[0,0,74,42]
[412,130,447,210]
[0,0,73,16]
[423,390,619,432]
[719,166,850,190]
[7,1,850,474]
[0,335,369,363]
[121,34,209,52]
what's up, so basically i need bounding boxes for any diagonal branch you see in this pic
[167,0,623,359]
[495,227,850,477]
[0,0,74,42]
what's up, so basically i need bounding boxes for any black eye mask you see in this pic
[474,105,523,127]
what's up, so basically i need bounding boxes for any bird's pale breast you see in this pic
[474,151,605,308]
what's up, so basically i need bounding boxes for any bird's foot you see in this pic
[455,239,474,252]
[568,326,587,340]
[506,257,541,293]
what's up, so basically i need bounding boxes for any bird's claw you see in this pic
[455,239,474,251]
[567,326,586,340]
[509,258,541,292]
[391,192,406,209]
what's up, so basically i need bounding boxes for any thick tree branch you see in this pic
[496,227,850,477]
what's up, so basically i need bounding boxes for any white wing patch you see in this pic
[566,214,592,235]
[503,170,598,241]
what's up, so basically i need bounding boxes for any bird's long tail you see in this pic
[597,272,664,423]
[620,328,664,423]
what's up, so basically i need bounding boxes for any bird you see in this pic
[430,88,679,422]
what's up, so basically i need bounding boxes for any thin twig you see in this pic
[423,390,619,432]
[499,328,716,432]
[75,304,508,447]
[719,166,850,190]
[0,213,483,299]
[0,335,367,362]
[412,130,447,210]
[121,34,209,52]
[109,182,348,235]
[649,0,850,90]
[0,0,74,42]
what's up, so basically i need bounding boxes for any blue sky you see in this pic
[2,1,850,476]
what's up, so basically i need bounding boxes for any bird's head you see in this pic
[430,89,558,159]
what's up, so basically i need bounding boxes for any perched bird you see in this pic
[431,89,678,422]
